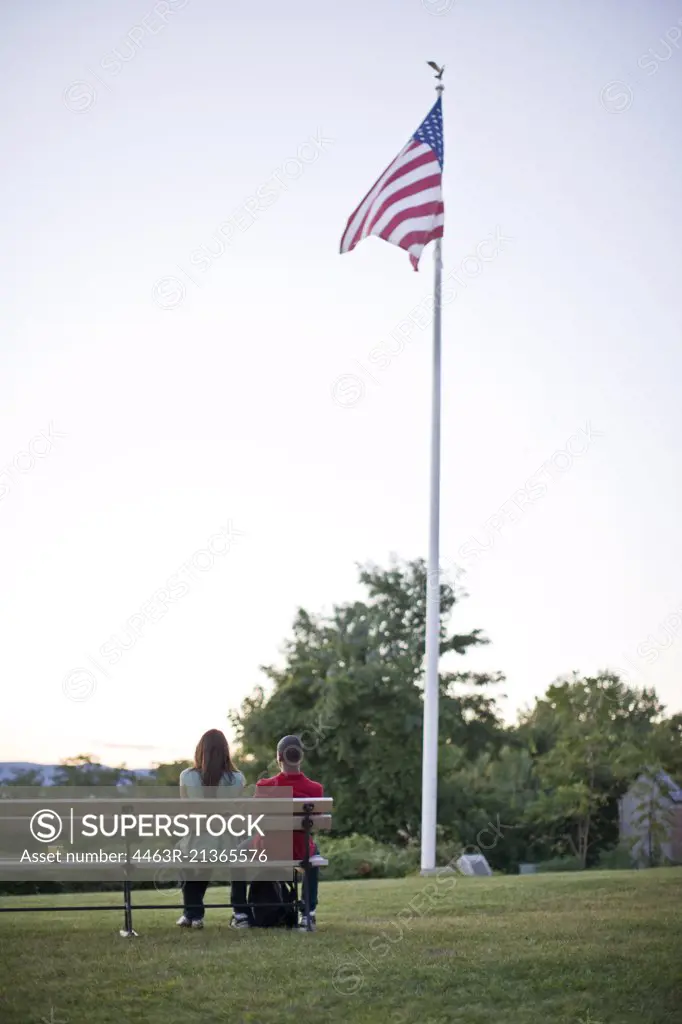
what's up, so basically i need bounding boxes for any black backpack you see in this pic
[247,880,298,929]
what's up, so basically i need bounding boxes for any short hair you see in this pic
[276,735,303,766]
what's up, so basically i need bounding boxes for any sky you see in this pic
[1,0,681,769]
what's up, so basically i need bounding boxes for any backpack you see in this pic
[247,880,298,929]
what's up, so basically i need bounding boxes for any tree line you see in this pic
[7,558,682,873]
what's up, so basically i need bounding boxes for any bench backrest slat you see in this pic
[258,813,332,831]
[248,798,333,815]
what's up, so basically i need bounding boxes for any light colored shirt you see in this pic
[176,766,246,859]
[179,767,245,793]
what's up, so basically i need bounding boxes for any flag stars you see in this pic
[413,98,444,167]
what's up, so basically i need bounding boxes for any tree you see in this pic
[4,768,46,786]
[437,742,538,872]
[650,714,682,781]
[230,557,503,842]
[150,761,191,786]
[523,674,663,867]
[52,755,134,788]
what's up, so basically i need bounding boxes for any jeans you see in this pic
[231,843,320,916]
[182,879,209,921]
[302,857,319,914]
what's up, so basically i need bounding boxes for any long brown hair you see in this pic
[194,729,237,788]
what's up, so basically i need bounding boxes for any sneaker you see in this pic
[230,913,251,929]
[298,912,316,932]
[176,915,192,927]
[191,919,204,929]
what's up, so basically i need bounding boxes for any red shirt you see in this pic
[256,771,324,860]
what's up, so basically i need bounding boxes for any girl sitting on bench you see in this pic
[176,729,245,928]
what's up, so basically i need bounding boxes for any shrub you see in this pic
[596,845,634,870]
[320,834,419,880]
[535,855,584,873]
[317,833,466,880]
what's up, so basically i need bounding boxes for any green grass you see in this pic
[1,870,680,1024]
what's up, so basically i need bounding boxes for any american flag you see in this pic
[340,97,444,272]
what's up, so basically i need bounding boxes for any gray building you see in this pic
[619,771,682,866]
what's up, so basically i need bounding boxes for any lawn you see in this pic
[1,869,680,1024]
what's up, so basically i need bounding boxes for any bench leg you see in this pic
[119,879,138,938]
[302,864,312,930]
[301,805,314,932]
[293,873,301,926]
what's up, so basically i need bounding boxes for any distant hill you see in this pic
[0,762,154,784]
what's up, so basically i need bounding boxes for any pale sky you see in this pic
[1,0,681,769]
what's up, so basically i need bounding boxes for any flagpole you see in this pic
[421,68,444,875]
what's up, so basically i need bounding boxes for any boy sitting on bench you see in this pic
[231,735,324,932]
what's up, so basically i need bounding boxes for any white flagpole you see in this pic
[420,69,444,874]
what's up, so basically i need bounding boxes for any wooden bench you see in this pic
[0,797,333,936]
